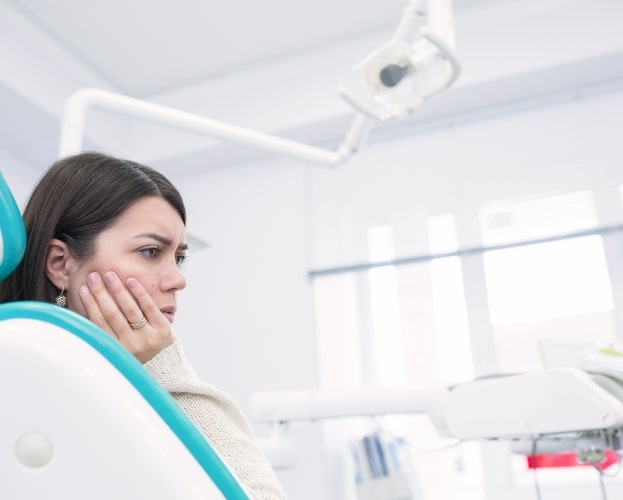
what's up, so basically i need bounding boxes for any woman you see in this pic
[0,152,286,500]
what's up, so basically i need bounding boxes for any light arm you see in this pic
[58,1,461,163]
[58,88,374,167]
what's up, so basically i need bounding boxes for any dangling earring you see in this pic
[55,283,67,307]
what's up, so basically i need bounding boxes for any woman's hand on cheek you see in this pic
[78,271,174,364]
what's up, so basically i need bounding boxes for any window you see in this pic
[484,236,613,325]
[367,225,405,386]
[480,191,613,326]
[428,215,474,384]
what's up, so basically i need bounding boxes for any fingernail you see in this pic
[80,285,89,296]
[127,278,138,288]
[88,272,99,285]
[105,272,116,284]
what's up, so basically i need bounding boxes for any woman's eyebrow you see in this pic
[134,232,189,251]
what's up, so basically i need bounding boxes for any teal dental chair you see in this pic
[0,171,250,499]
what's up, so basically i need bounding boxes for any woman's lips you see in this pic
[161,310,175,323]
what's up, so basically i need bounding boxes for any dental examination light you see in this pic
[339,0,460,120]
[59,0,459,166]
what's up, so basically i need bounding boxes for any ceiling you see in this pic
[1,0,622,177]
[6,0,414,97]
[0,0,479,172]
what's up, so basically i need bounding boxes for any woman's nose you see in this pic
[161,260,187,292]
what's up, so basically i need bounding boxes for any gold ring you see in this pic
[129,316,147,330]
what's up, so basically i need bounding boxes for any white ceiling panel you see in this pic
[6,0,409,96]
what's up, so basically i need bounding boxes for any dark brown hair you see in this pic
[0,152,186,303]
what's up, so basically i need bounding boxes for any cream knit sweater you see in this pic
[144,339,287,500]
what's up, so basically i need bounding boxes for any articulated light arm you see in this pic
[58,0,460,165]
[58,88,374,166]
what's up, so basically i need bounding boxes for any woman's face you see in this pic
[66,196,188,323]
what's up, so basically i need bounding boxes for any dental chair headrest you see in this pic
[0,171,26,281]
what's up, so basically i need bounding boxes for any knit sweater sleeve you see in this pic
[143,339,287,500]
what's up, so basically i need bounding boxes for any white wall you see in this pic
[0,147,41,206]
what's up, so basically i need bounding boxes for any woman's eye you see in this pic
[175,254,189,268]
[140,247,161,259]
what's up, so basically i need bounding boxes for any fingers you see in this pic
[102,272,146,330]
[79,281,117,339]
[125,277,167,329]
[83,272,138,339]
[80,271,174,363]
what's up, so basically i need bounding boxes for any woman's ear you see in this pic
[45,238,72,288]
